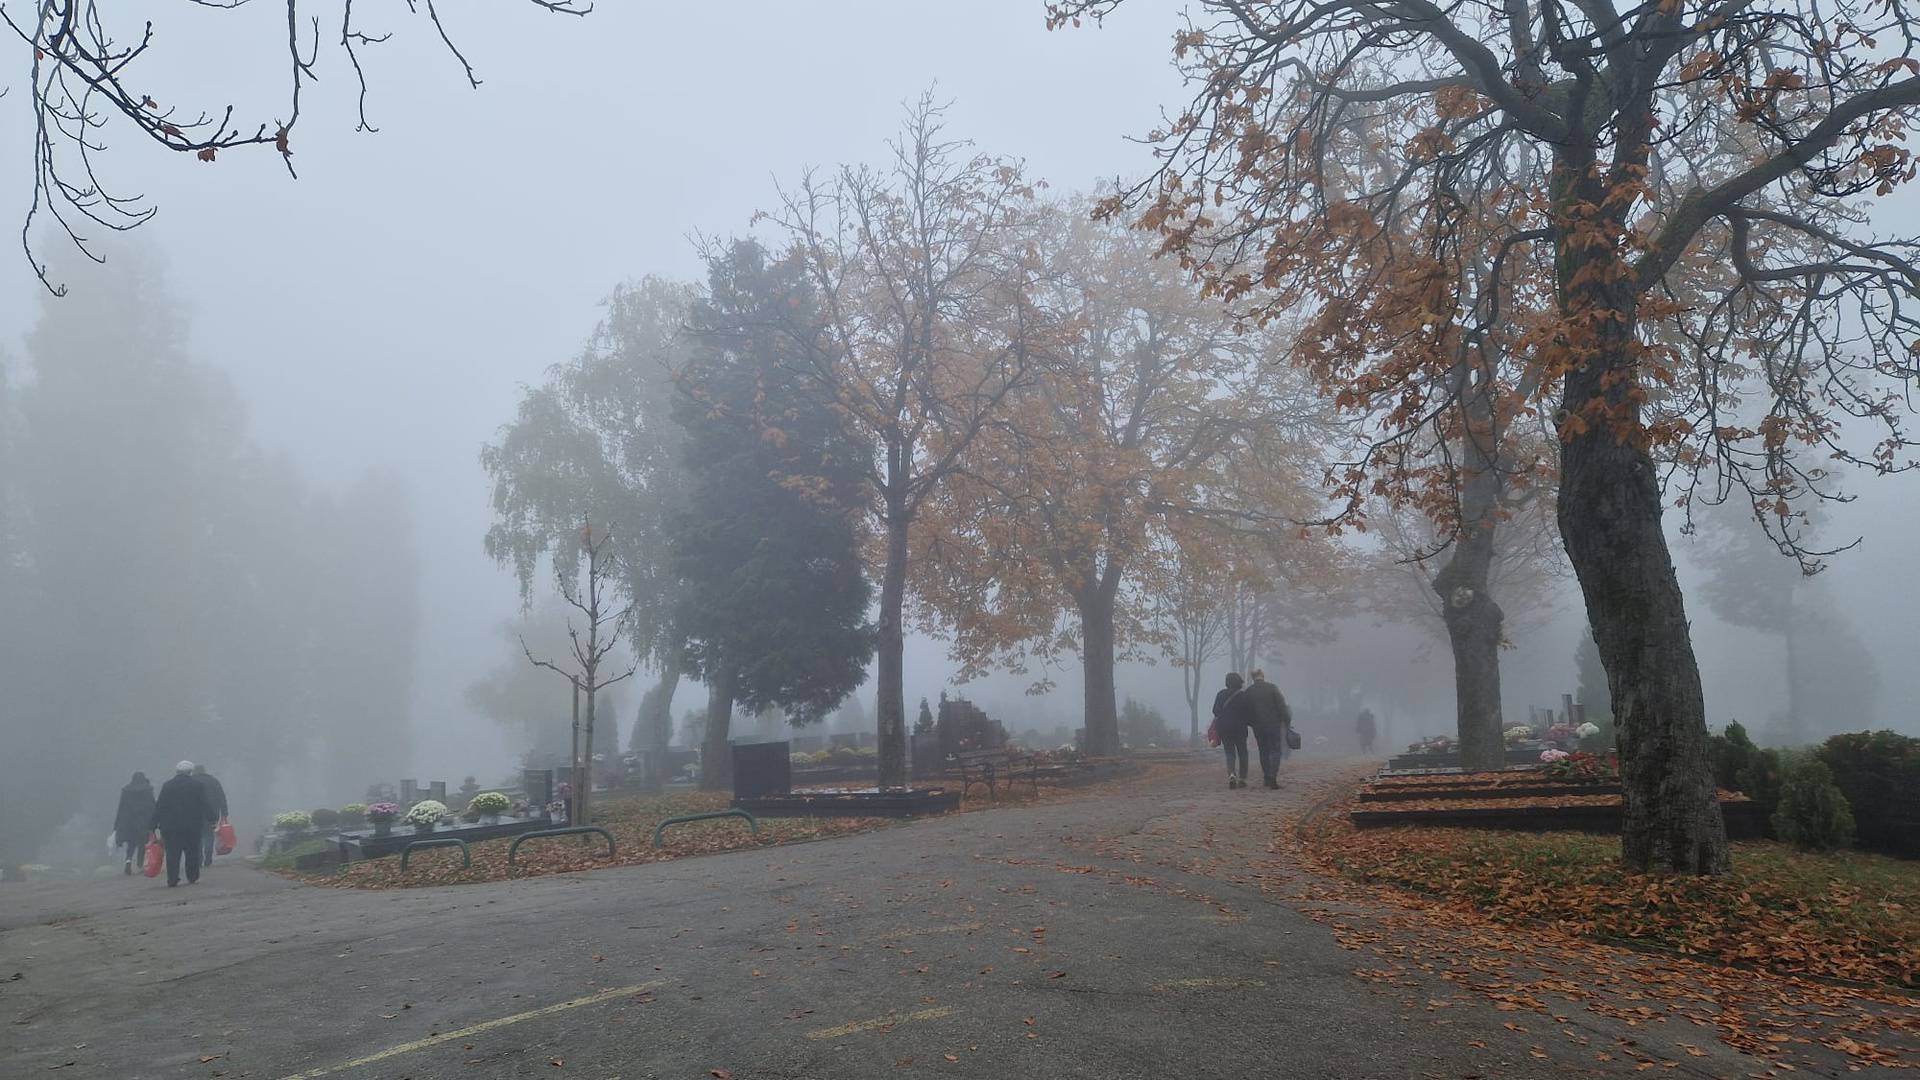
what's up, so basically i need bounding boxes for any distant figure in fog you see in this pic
[1231,669,1292,789]
[1213,672,1250,789]
[151,762,217,887]
[113,772,155,876]
[192,764,228,867]
[1356,708,1377,754]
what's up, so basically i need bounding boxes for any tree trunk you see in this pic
[1184,659,1203,746]
[875,509,910,788]
[637,662,680,792]
[1553,173,1728,873]
[698,669,736,792]
[580,680,597,823]
[1077,584,1121,757]
[568,680,580,822]
[1433,370,1507,773]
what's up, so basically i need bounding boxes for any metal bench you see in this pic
[952,747,1040,801]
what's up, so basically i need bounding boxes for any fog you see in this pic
[2,1,1914,866]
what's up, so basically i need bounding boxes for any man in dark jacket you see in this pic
[150,761,216,887]
[113,772,156,875]
[1212,673,1251,789]
[1239,669,1292,789]
[193,764,228,867]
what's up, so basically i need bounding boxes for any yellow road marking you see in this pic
[805,1006,956,1040]
[1152,977,1270,991]
[277,982,662,1079]
[874,921,983,941]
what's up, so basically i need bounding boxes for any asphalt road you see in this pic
[1,758,1773,1079]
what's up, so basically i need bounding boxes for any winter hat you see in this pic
[175,760,194,774]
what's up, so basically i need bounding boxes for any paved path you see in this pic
[2,758,1781,1079]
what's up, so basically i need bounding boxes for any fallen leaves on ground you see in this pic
[1298,803,1917,990]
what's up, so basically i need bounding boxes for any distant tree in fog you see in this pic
[8,1,588,293]
[0,248,419,867]
[1697,503,1881,742]
[483,277,694,790]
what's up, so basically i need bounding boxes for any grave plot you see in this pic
[1350,766,1768,837]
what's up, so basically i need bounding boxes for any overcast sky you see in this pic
[2,1,1912,783]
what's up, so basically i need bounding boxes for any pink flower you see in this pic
[1539,749,1571,763]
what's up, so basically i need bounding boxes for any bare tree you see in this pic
[522,518,636,824]
[5,1,588,293]
[768,92,1045,787]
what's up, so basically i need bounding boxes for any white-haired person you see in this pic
[149,761,218,887]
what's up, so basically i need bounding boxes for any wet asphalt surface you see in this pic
[1,758,1773,1079]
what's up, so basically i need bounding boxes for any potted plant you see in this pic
[365,802,401,836]
[468,792,511,824]
[339,803,369,829]
[273,811,312,836]
[310,807,340,833]
[404,800,448,833]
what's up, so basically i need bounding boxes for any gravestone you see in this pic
[910,733,942,778]
[522,769,554,809]
[429,781,447,804]
[732,741,792,799]
[400,780,419,806]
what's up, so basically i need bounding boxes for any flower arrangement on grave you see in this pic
[468,792,510,819]
[1504,726,1536,746]
[1407,735,1455,754]
[272,811,312,834]
[1542,723,1579,747]
[309,807,340,831]
[339,803,369,827]
[1539,748,1571,763]
[366,802,400,823]
[404,800,448,830]
[1542,750,1618,782]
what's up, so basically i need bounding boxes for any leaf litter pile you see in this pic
[1284,783,1920,1072]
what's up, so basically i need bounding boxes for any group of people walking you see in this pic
[1210,669,1296,789]
[111,762,229,887]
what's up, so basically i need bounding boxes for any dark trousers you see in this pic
[1221,724,1250,779]
[162,829,201,886]
[1250,725,1283,785]
[123,839,145,866]
[201,820,217,866]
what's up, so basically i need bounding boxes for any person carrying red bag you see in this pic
[149,761,217,887]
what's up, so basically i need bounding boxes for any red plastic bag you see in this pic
[143,833,163,878]
[215,819,237,856]
[1205,719,1221,748]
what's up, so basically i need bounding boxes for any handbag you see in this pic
[1204,718,1221,748]
[143,833,163,878]
[1285,726,1302,751]
[215,818,237,856]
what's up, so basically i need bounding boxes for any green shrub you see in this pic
[1770,758,1856,852]
[1708,720,1762,793]
[309,807,340,830]
[1817,730,1920,857]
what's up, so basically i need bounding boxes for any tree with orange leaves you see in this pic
[1052,0,1920,872]
[920,205,1338,756]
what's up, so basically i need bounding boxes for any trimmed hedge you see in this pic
[1818,731,1920,858]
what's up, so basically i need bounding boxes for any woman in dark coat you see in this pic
[113,772,155,875]
[1212,673,1250,789]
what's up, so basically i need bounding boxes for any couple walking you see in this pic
[111,762,229,887]
[1211,669,1294,789]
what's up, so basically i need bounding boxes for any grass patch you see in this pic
[1298,810,1920,989]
